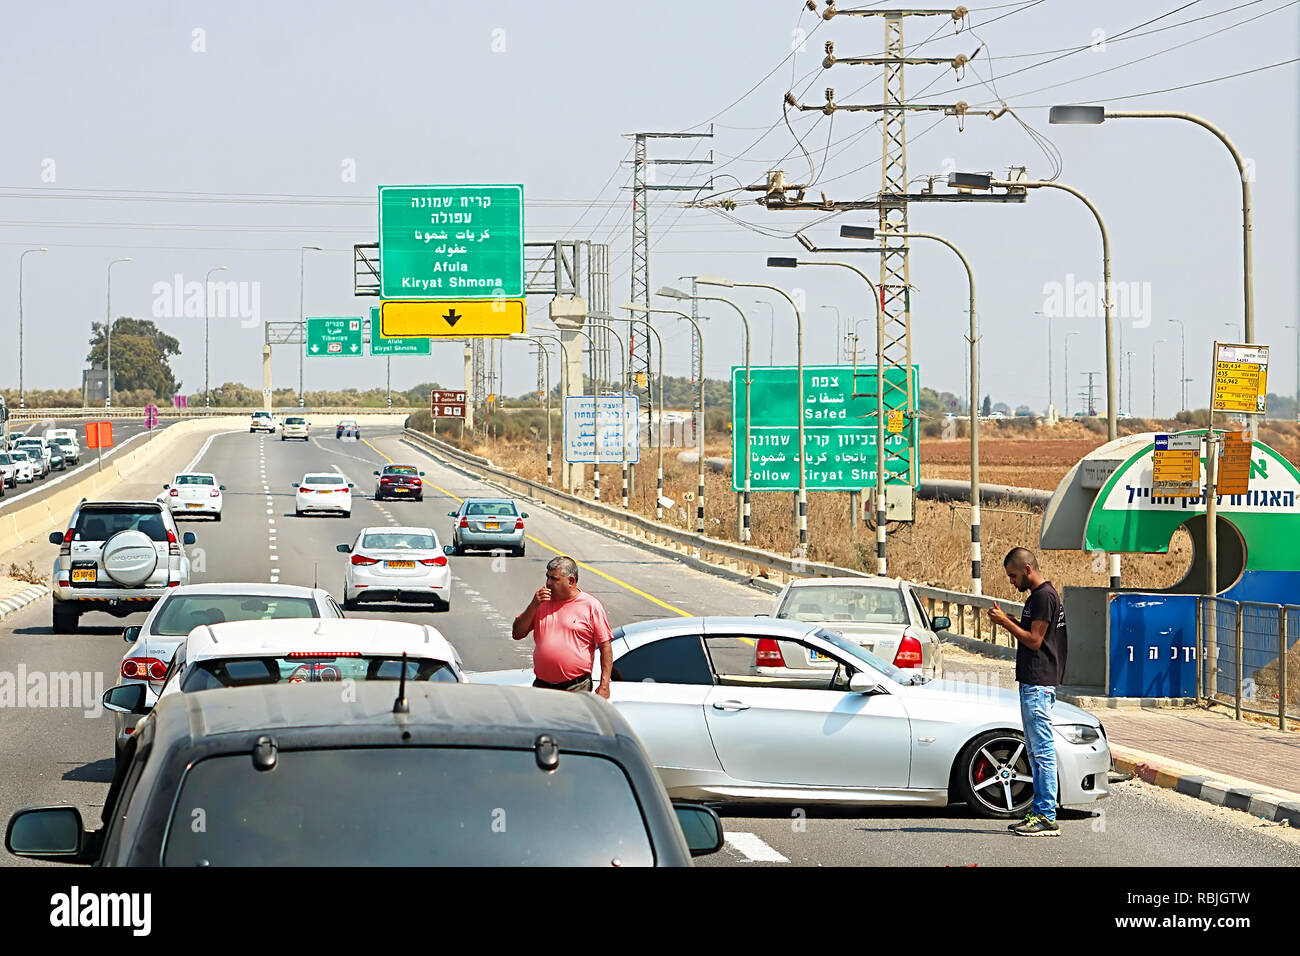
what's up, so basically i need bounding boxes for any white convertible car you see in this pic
[472,616,1111,819]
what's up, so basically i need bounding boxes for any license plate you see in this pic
[186,503,202,509]
[395,488,409,493]
[809,649,831,662]
[385,561,415,569]
[72,569,97,583]
[485,522,499,531]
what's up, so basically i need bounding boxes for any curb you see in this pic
[0,584,50,621]
[1110,744,1300,829]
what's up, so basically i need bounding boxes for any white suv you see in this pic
[250,411,278,433]
[49,501,196,633]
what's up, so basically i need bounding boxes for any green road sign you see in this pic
[378,184,524,300]
[731,364,919,492]
[306,317,363,358]
[368,308,430,355]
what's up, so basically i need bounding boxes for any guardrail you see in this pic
[8,406,417,421]
[402,427,1024,635]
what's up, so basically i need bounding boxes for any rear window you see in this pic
[162,747,654,866]
[305,474,345,485]
[384,466,417,476]
[776,585,908,625]
[151,594,318,636]
[285,418,306,424]
[466,501,518,517]
[174,475,214,486]
[361,532,437,550]
[74,507,168,542]
[180,655,458,691]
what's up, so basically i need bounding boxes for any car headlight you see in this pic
[1055,723,1101,745]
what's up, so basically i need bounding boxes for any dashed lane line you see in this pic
[725,833,789,863]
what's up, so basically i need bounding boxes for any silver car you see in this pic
[448,497,528,556]
[770,577,945,680]
[48,500,196,632]
[471,616,1111,819]
[111,583,344,764]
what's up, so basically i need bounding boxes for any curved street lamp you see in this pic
[18,247,47,410]
[105,257,132,408]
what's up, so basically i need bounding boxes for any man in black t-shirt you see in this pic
[989,547,1068,837]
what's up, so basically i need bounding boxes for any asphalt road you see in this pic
[0,416,184,513]
[2,426,1298,867]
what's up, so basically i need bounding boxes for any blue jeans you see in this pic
[1019,684,1058,821]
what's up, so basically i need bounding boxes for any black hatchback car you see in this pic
[6,681,723,866]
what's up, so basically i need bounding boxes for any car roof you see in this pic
[784,576,906,590]
[616,616,822,641]
[358,525,435,535]
[301,473,345,481]
[173,472,216,479]
[155,582,325,598]
[150,680,626,743]
[182,618,458,665]
[77,499,166,510]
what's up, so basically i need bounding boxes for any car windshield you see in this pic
[162,747,653,866]
[174,475,214,486]
[305,475,344,485]
[384,466,417,476]
[73,508,168,543]
[466,501,517,516]
[53,438,75,446]
[151,594,319,637]
[179,655,458,690]
[361,532,437,550]
[777,585,908,625]
[813,629,907,682]
[285,418,305,425]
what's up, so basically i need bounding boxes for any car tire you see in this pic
[52,604,78,634]
[513,545,525,557]
[295,509,303,517]
[953,730,1035,819]
[416,494,423,502]
[214,513,222,523]
[438,597,451,612]
[342,595,358,611]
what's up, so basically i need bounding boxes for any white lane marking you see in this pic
[269,555,278,561]
[725,833,788,863]
[0,427,158,509]
[268,543,277,550]
[265,508,273,514]
[268,518,275,524]
[181,428,247,474]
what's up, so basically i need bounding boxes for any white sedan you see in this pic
[294,473,352,516]
[161,472,225,520]
[337,526,451,611]
[471,616,1111,819]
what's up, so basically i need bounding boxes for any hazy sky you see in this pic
[3,0,1297,415]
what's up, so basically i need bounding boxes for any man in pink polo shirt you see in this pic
[512,555,614,698]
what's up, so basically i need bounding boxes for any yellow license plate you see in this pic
[72,569,97,583]
[386,561,415,569]
[485,522,499,531]
[186,503,203,509]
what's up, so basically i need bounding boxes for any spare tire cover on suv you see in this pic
[102,530,160,586]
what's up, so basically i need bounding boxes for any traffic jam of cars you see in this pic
[2,423,1113,869]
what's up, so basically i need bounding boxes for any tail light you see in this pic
[412,478,422,486]
[169,488,179,497]
[166,528,180,556]
[893,634,924,668]
[210,489,220,497]
[755,638,786,667]
[59,529,73,557]
[514,517,524,530]
[286,651,361,659]
[350,553,379,566]
[419,556,448,567]
[122,657,168,681]
[459,517,469,528]
[381,476,393,484]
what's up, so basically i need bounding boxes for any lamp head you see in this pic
[656,286,692,300]
[619,301,650,313]
[767,257,798,269]
[1049,104,1105,125]
[839,225,875,240]
[695,275,734,288]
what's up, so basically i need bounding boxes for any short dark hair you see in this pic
[1003,547,1038,571]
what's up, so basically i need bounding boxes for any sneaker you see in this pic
[1012,815,1060,837]
[1007,812,1035,831]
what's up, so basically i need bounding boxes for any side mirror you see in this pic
[419,472,425,476]
[347,484,354,489]
[219,485,226,491]
[443,545,455,556]
[446,512,457,518]
[122,625,142,645]
[292,483,300,488]
[932,616,951,632]
[849,672,885,695]
[520,512,529,519]
[48,532,64,545]
[102,683,149,715]
[673,803,724,857]
[336,544,350,553]
[182,532,196,546]
[162,484,169,490]
[373,471,380,476]
[5,806,90,862]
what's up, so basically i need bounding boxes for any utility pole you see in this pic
[1126,351,1134,420]
[627,129,713,454]
[679,275,707,453]
[1152,339,1166,418]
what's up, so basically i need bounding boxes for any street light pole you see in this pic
[298,245,322,409]
[105,257,132,408]
[1051,105,1254,344]
[619,314,666,518]
[1152,339,1167,418]
[18,247,47,410]
[661,286,753,542]
[1064,332,1080,418]
[1286,324,1299,422]
[204,265,228,408]
[1167,319,1188,413]
[1126,351,1135,420]
[587,320,631,509]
